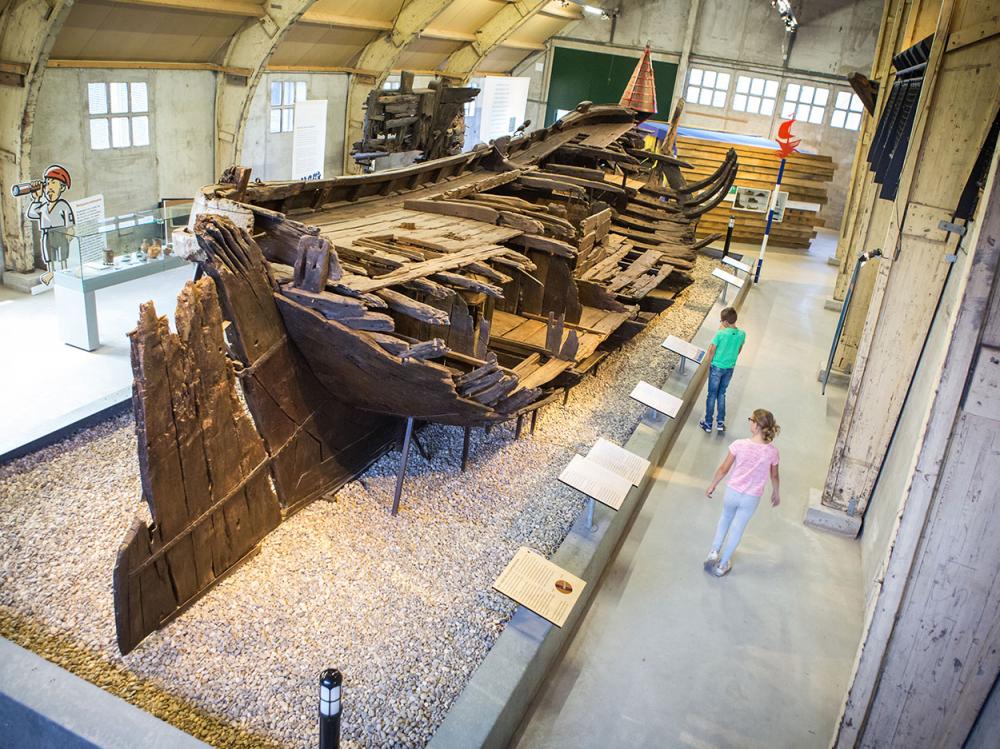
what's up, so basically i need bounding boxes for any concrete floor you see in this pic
[0,265,193,455]
[513,237,864,749]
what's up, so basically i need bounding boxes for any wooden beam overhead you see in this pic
[107,0,265,17]
[487,0,582,20]
[0,60,30,76]
[47,58,253,76]
[297,10,546,50]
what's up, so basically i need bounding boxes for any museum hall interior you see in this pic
[1,0,998,747]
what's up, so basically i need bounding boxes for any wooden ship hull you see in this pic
[114,103,738,653]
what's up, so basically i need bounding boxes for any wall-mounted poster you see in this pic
[292,100,327,181]
[733,186,771,213]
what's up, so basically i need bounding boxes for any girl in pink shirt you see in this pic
[703,408,781,577]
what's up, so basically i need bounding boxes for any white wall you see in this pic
[32,68,216,217]
[241,72,348,181]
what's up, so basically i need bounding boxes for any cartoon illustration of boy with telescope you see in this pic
[10,163,75,284]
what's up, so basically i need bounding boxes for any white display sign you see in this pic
[586,438,651,487]
[493,547,586,628]
[69,193,107,264]
[478,76,530,143]
[292,99,328,181]
[713,267,745,288]
[630,380,683,418]
[559,453,633,510]
[722,256,752,274]
[661,334,706,364]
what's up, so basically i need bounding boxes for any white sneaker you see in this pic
[703,549,720,571]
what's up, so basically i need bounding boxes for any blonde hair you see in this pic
[751,408,780,443]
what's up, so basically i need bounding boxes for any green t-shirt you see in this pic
[710,326,745,369]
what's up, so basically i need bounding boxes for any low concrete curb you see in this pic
[804,487,861,537]
[430,279,752,749]
[0,638,210,749]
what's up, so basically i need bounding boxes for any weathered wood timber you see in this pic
[116,103,737,654]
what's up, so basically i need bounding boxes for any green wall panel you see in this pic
[545,47,677,126]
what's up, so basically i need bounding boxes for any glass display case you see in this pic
[47,199,192,281]
[48,200,195,351]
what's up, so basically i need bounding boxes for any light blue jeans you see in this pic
[704,365,734,426]
[711,486,761,565]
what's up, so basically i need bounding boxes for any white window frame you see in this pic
[685,67,730,109]
[830,90,865,130]
[270,80,307,133]
[780,82,829,124]
[732,75,779,116]
[87,81,150,151]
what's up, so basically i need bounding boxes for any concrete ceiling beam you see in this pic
[0,0,75,274]
[440,0,552,81]
[214,0,317,176]
[342,0,454,173]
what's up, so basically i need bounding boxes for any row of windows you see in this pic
[686,67,865,131]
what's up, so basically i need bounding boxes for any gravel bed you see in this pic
[0,256,721,748]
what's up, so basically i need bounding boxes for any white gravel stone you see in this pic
[0,258,722,748]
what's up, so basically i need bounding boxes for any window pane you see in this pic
[90,118,110,150]
[786,83,800,102]
[699,88,713,105]
[736,76,750,94]
[270,82,282,107]
[269,108,281,133]
[750,77,764,96]
[796,103,810,120]
[282,81,294,105]
[831,110,846,128]
[761,98,775,116]
[88,83,108,115]
[296,81,307,101]
[717,72,730,90]
[808,106,824,124]
[850,94,864,112]
[111,116,131,147]
[814,88,829,106]
[733,94,747,111]
[109,82,129,113]
[689,68,703,86]
[846,112,862,130]
[703,70,717,88]
[781,101,796,118]
[686,85,699,101]
[132,115,149,146]
[801,85,815,104]
[130,82,148,113]
[712,90,726,108]
[282,107,294,132]
[764,79,778,98]
[836,91,851,109]
[748,96,761,114]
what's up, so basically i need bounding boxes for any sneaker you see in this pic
[703,549,720,572]
[711,560,732,577]
[717,421,726,433]
[699,420,713,433]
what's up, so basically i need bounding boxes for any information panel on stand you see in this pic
[559,453,633,510]
[661,334,706,364]
[493,547,586,627]
[630,380,683,418]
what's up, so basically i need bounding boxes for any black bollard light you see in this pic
[319,669,342,749]
[722,214,735,258]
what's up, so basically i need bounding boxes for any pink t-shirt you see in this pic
[727,439,780,496]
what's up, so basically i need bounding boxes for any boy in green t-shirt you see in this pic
[699,306,746,433]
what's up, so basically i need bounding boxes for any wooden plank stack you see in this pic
[352,71,479,170]
[675,134,836,249]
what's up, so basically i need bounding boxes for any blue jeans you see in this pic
[711,486,761,564]
[704,365,734,425]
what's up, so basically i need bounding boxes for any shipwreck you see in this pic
[114,103,738,654]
